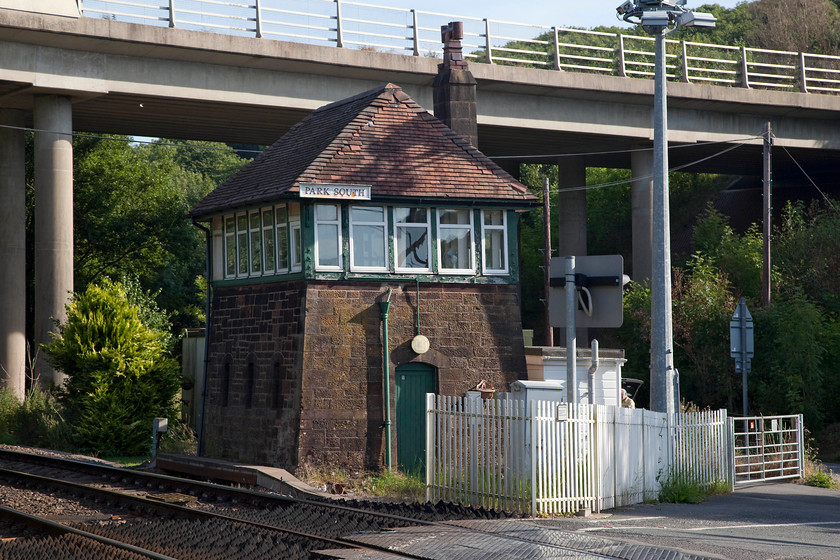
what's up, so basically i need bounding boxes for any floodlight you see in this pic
[676,10,717,27]
[640,10,671,27]
[616,0,635,15]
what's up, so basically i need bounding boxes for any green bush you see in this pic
[803,470,838,489]
[43,279,181,456]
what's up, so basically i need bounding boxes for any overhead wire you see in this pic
[779,145,838,212]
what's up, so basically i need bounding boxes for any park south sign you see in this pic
[299,183,371,200]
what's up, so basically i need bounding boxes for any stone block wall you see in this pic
[201,279,527,472]
[297,280,527,470]
[201,281,305,466]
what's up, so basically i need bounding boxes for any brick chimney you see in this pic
[433,21,478,147]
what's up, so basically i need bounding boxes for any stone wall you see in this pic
[201,281,305,466]
[297,281,527,470]
[201,279,527,471]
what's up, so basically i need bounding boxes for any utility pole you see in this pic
[762,122,773,307]
[649,26,675,415]
[543,177,554,346]
[616,1,716,415]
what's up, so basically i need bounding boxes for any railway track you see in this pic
[0,449,508,559]
[0,449,634,559]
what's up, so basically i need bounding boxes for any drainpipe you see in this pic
[192,218,212,457]
[588,339,599,405]
[379,289,393,470]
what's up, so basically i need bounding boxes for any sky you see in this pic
[376,0,745,30]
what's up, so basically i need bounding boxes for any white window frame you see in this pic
[314,203,343,272]
[394,207,431,273]
[349,205,389,273]
[437,208,475,275]
[261,207,276,274]
[481,209,509,275]
[275,204,289,274]
[236,211,249,278]
[289,203,302,273]
[248,209,263,276]
[223,214,237,279]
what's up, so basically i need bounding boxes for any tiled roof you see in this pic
[190,84,537,218]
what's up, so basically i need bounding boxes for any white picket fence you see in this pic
[425,394,730,515]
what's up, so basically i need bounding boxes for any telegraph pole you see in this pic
[543,177,554,346]
[762,122,773,307]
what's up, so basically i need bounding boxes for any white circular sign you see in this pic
[411,334,430,354]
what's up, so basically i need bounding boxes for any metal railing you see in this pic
[76,0,840,95]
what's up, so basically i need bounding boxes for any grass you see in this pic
[658,473,731,504]
[296,464,427,502]
[364,469,426,502]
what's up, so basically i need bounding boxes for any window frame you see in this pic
[393,207,432,273]
[289,203,302,273]
[436,208,475,275]
[481,209,509,275]
[223,215,237,279]
[313,203,343,272]
[236,211,249,278]
[248,209,263,276]
[261,207,276,274]
[349,205,389,273]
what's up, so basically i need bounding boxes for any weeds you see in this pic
[364,470,426,502]
[159,422,198,455]
[658,470,731,504]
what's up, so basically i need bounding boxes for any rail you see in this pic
[75,0,840,95]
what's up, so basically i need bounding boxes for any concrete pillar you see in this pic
[556,156,586,258]
[34,95,73,388]
[556,156,587,347]
[0,109,27,400]
[631,149,653,283]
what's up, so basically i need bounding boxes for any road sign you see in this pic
[730,297,754,415]
[548,255,624,328]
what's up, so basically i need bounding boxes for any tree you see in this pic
[745,0,840,54]
[72,136,249,331]
[43,279,181,456]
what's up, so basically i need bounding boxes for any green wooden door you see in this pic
[395,362,436,474]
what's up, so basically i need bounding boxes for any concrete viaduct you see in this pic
[2,4,840,395]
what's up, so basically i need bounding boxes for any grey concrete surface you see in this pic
[534,481,840,560]
[1,9,840,176]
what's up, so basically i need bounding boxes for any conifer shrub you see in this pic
[44,279,181,456]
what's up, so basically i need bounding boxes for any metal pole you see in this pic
[761,122,773,307]
[739,298,748,416]
[543,177,554,346]
[379,300,392,470]
[650,27,676,414]
[565,256,577,404]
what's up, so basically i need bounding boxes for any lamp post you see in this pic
[616,1,715,414]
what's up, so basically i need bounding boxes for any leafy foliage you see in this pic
[72,136,249,332]
[43,279,181,456]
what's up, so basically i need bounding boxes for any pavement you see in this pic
[330,482,840,560]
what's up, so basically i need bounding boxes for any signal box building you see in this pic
[189,82,538,472]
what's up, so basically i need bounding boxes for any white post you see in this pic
[425,393,435,503]
[254,0,263,38]
[335,0,344,48]
[484,19,493,64]
[411,10,419,56]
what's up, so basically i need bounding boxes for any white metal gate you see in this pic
[730,415,804,484]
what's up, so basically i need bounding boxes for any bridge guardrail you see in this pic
[77,0,840,95]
